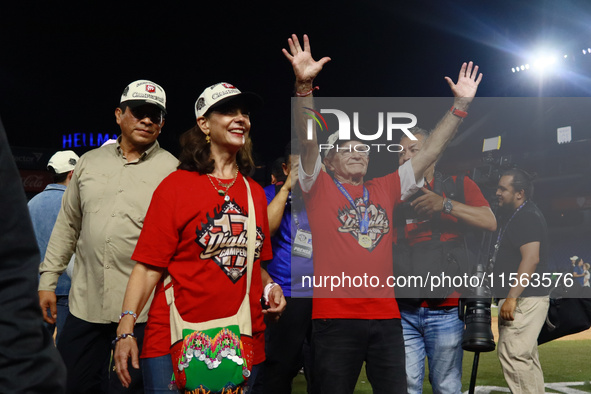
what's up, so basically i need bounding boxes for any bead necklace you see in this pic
[207,165,239,201]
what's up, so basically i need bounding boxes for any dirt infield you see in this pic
[490,317,591,341]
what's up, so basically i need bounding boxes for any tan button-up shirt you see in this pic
[39,139,178,323]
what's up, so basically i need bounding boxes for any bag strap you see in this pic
[244,176,255,295]
[164,175,256,307]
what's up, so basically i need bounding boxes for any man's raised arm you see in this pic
[282,34,331,175]
[411,61,483,181]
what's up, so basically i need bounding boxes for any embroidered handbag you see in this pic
[166,177,256,393]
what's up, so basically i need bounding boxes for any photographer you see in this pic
[394,128,496,394]
[493,168,550,394]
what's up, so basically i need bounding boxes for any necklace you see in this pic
[207,165,239,201]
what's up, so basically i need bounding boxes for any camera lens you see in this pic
[461,300,496,352]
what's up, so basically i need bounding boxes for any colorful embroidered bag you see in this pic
[165,177,256,393]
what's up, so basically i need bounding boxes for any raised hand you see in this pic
[444,61,483,99]
[287,159,300,191]
[282,34,331,85]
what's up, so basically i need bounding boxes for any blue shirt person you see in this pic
[260,141,314,393]
[28,150,79,343]
[573,257,586,286]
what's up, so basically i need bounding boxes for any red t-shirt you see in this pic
[303,164,418,320]
[132,170,272,364]
[393,175,490,307]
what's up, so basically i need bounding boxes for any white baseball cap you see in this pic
[47,150,80,174]
[324,130,341,158]
[120,79,166,113]
[194,82,262,118]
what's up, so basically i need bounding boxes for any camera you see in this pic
[395,188,425,224]
[458,263,496,352]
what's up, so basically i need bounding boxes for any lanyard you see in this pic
[291,192,301,230]
[292,199,300,230]
[492,200,527,261]
[289,189,308,232]
[333,179,370,234]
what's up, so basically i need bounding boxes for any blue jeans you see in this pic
[141,355,179,393]
[141,355,261,393]
[400,305,464,394]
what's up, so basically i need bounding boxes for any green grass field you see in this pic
[292,339,591,393]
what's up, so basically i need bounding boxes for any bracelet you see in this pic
[112,332,136,346]
[295,86,319,97]
[119,311,137,322]
[263,282,279,304]
[450,106,468,118]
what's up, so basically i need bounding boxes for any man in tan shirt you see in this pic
[39,80,178,393]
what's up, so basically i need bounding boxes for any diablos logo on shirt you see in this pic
[196,200,264,283]
[337,199,389,252]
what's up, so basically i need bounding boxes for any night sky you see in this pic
[2,1,591,170]
[3,1,591,269]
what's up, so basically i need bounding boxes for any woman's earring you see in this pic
[205,135,211,144]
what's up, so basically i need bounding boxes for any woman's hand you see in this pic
[112,262,164,387]
[114,333,140,388]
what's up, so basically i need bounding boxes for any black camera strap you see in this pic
[395,172,466,243]
[429,172,466,241]
[429,172,444,241]
[488,200,527,273]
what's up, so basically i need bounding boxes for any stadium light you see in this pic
[509,47,566,74]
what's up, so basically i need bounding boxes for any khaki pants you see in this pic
[497,296,549,394]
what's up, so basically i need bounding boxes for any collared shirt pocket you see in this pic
[79,171,109,213]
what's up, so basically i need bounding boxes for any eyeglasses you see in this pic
[336,150,370,158]
[128,105,164,124]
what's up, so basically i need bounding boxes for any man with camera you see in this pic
[493,168,550,394]
[394,128,496,394]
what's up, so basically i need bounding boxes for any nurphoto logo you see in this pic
[303,107,417,154]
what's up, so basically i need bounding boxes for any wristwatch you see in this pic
[443,198,453,214]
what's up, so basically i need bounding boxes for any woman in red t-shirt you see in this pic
[113,82,285,393]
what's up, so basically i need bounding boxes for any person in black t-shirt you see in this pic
[493,168,549,394]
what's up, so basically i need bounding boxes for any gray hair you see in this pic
[400,126,431,142]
